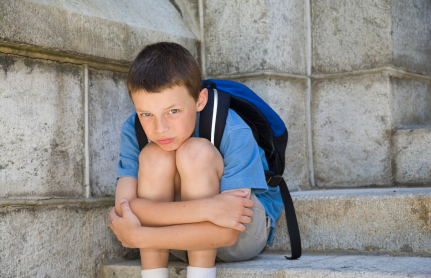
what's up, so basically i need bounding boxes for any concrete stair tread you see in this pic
[101,252,431,277]
[270,187,431,255]
[290,187,431,197]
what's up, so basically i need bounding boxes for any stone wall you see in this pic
[0,0,199,277]
[1,0,430,277]
[202,0,431,190]
[308,0,431,188]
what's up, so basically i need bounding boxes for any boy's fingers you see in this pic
[225,190,248,197]
[109,207,118,221]
[243,207,254,217]
[243,198,254,208]
[120,199,131,215]
[236,223,247,232]
[240,216,252,225]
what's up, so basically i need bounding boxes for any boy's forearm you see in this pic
[131,221,240,250]
[129,197,210,227]
[130,188,254,229]
[109,198,252,250]
[115,177,138,217]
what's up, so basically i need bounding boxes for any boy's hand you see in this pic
[109,199,142,248]
[208,190,254,232]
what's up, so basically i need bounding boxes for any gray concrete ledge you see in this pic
[0,41,130,72]
[207,67,431,82]
[0,198,114,208]
[101,252,431,277]
[311,67,431,81]
[291,187,431,197]
[207,70,308,81]
[271,188,431,255]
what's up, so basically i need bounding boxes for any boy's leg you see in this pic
[137,142,177,270]
[175,137,224,268]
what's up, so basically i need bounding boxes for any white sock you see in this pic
[187,266,216,278]
[141,268,169,278]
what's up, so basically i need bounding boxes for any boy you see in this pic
[109,42,283,278]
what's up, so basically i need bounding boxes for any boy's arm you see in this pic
[129,188,254,232]
[116,176,254,231]
[111,200,242,250]
[115,177,138,217]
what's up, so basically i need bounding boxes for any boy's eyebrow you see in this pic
[163,103,182,110]
[135,103,183,112]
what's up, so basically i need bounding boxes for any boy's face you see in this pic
[132,86,208,152]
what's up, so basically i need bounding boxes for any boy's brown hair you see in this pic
[127,42,202,101]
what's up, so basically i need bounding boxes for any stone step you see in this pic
[100,252,431,277]
[270,187,431,256]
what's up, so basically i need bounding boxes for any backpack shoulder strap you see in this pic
[200,80,231,151]
[134,113,148,151]
[266,172,302,260]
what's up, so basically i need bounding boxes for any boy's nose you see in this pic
[155,118,170,134]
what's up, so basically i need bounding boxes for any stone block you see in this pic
[270,188,431,255]
[312,0,431,74]
[312,74,391,187]
[239,77,309,190]
[390,77,431,128]
[204,0,306,77]
[0,53,85,198]
[89,69,134,197]
[174,0,200,39]
[0,0,198,63]
[0,201,125,278]
[393,128,431,185]
[392,0,431,75]
[312,0,392,74]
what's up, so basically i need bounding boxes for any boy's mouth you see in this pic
[157,137,175,145]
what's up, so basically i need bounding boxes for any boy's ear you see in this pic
[196,88,208,112]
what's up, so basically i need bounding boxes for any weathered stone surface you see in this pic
[392,0,431,75]
[312,0,392,74]
[393,128,431,185]
[239,77,309,190]
[390,77,431,128]
[0,53,85,198]
[89,69,134,197]
[0,0,198,63]
[0,201,125,278]
[102,252,431,277]
[174,0,200,40]
[204,0,306,77]
[312,74,391,187]
[270,188,431,256]
[312,0,431,74]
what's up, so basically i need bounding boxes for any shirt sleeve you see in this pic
[220,127,268,194]
[116,117,140,179]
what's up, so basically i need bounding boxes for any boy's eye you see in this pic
[169,109,179,114]
[142,113,152,117]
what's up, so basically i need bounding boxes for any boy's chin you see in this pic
[155,142,180,152]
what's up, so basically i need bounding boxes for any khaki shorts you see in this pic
[170,193,272,263]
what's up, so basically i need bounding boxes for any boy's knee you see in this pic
[176,138,223,173]
[139,142,176,172]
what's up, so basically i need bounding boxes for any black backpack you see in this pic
[135,79,301,259]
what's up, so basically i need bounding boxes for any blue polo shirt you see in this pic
[117,109,283,243]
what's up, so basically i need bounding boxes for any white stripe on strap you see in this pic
[210,89,218,145]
